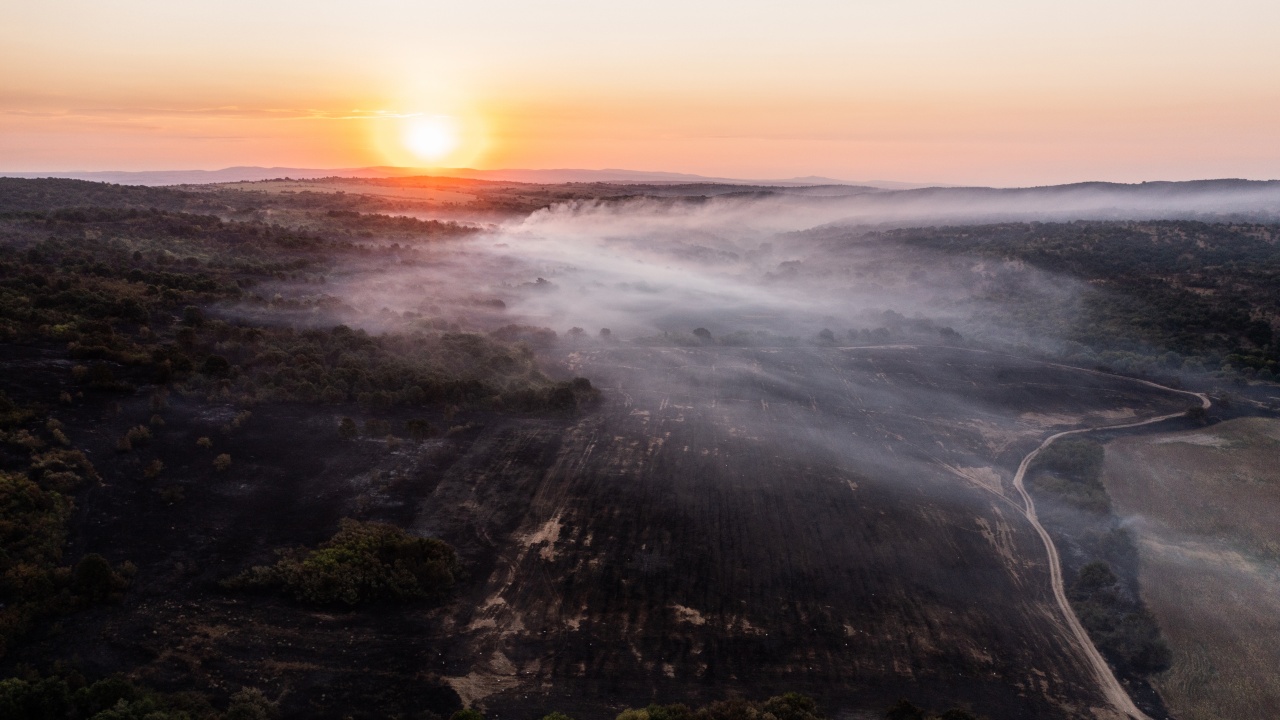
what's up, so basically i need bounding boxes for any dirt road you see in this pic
[1009,381,1210,720]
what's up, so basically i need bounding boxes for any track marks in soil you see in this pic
[430,345,1195,718]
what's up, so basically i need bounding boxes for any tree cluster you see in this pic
[0,393,131,658]
[888,220,1280,381]
[0,196,595,413]
[1025,437,1172,680]
[227,519,460,607]
[0,671,275,720]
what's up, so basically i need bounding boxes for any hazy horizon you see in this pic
[3,3,1280,719]
[5,1,1280,186]
[4,165,1278,192]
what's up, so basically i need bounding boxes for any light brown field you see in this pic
[1103,417,1280,720]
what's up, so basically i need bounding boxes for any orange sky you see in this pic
[3,0,1279,185]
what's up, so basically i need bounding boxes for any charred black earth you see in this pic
[9,178,1275,720]
[8,344,1194,720]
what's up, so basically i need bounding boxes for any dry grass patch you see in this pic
[1103,418,1280,719]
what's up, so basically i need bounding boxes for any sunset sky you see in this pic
[3,0,1279,186]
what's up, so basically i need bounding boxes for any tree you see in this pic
[763,692,823,720]
[225,687,276,720]
[885,700,925,720]
[73,553,122,601]
[338,417,358,439]
[230,519,460,606]
[406,419,434,441]
[202,355,231,376]
[213,453,232,471]
[181,305,205,327]
[1074,561,1118,596]
[692,327,712,342]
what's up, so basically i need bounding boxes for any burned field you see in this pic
[440,346,1193,719]
[2,176,1279,719]
[2,336,1198,720]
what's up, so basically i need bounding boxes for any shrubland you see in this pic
[0,672,276,720]
[0,390,133,658]
[888,221,1280,381]
[0,179,596,713]
[0,185,595,413]
[1026,437,1172,685]
[227,519,460,607]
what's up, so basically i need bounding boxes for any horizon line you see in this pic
[2,166,1278,191]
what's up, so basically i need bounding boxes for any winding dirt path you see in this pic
[1010,381,1210,720]
[586,344,1210,716]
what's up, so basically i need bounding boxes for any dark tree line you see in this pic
[885,220,1280,380]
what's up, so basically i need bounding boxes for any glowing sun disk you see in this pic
[404,116,459,162]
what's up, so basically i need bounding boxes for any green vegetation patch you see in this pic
[0,423,130,657]
[888,221,1280,379]
[588,693,826,720]
[0,670,275,720]
[1027,437,1109,512]
[229,519,460,607]
[1027,434,1173,688]
[1070,561,1171,675]
[0,197,597,413]
[882,700,981,720]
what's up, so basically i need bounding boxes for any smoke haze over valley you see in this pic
[7,0,1280,716]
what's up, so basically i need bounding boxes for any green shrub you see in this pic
[72,553,126,601]
[1027,438,1109,512]
[615,695,820,720]
[1069,561,1172,674]
[884,701,924,720]
[230,519,459,606]
[225,687,277,720]
[0,671,218,720]
[764,693,823,720]
[338,417,358,439]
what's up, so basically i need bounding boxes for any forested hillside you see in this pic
[886,221,1280,380]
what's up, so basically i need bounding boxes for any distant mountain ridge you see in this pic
[3,170,1278,224]
[0,166,929,189]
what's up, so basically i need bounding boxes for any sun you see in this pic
[370,109,487,168]
[403,115,460,164]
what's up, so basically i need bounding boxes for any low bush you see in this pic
[1027,438,1110,512]
[1069,561,1171,674]
[228,519,460,607]
[615,693,825,720]
[0,669,270,720]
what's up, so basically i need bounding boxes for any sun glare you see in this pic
[403,115,460,163]
[369,109,488,169]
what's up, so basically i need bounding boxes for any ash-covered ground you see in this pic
[2,177,1278,720]
[9,343,1193,719]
